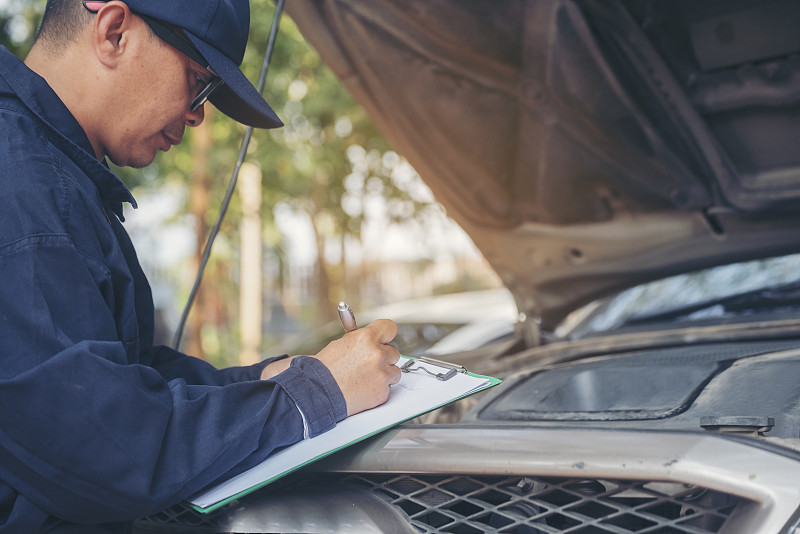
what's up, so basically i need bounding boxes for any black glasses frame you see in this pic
[82,1,224,112]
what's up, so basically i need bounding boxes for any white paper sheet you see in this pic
[190,357,495,511]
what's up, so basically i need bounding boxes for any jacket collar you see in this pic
[0,46,137,219]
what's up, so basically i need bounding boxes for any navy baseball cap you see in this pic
[120,0,283,129]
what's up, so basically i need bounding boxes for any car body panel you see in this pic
[285,0,800,329]
[305,426,800,534]
[137,426,800,533]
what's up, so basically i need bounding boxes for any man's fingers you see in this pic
[365,318,398,344]
[382,340,401,367]
[388,363,402,385]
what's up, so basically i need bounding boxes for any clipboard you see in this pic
[188,355,500,513]
[399,356,467,380]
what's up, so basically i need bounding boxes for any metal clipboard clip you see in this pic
[399,357,468,381]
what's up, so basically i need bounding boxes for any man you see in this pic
[0,0,401,532]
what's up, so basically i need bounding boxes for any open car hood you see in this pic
[286,0,800,331]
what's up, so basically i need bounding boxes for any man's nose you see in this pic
[185,104,205,127]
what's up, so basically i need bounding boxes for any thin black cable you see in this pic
[173,0,287,350]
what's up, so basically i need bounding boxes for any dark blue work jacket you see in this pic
[0,46,346,533]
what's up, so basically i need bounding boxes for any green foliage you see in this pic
[0,0,42,56]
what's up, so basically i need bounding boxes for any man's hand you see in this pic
[313,319,401,416]
[260,319,402,416]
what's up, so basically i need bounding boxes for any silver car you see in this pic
[136,0,800,532]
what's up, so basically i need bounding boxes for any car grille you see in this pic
[136,473,749,533]
[135,504,221,532]
[344,474,746,533]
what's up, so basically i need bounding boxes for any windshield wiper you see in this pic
[621,280,800,327]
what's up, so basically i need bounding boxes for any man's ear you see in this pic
[91,1,136,68]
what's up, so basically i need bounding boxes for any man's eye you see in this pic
[191,71,209,93]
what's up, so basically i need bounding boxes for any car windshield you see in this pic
[556,253,800,338]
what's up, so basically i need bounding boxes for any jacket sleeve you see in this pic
[0,238,347,524]
[141,343,276,386]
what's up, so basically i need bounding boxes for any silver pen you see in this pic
[337,301,357,332]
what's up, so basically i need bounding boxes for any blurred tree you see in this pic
[0,0,42,57]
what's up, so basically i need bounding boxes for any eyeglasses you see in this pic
[82,1,225,112]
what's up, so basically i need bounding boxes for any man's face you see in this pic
[101,21,208,168]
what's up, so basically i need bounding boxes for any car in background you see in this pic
[269,288,519,358]
[136,1,800,532]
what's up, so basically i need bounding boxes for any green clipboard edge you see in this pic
[189,358,501,514]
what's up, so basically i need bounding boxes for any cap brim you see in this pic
[185,32,284,129]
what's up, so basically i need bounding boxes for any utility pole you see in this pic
[239,162,262,365]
